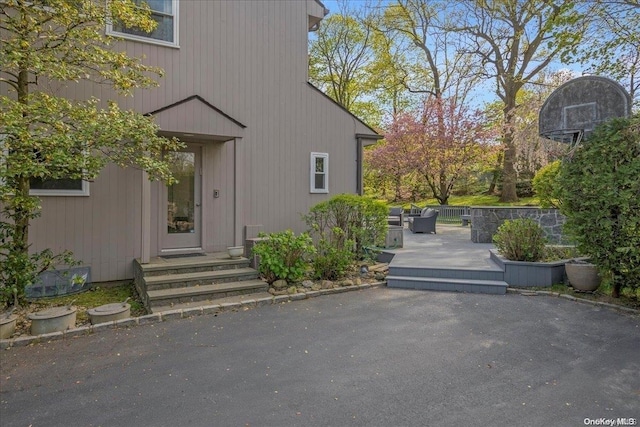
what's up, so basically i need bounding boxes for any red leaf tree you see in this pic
[379,97,495,205]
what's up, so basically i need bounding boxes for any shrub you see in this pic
[557,115,640,298]
[304,194,388,259]
[311,235,354,281]
[251,230,315,284]
[493,218,547,262]
[532,160,562,208]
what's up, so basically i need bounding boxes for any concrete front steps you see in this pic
[386,264,508,295]
[134,253,269,313]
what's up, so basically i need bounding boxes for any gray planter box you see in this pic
[489,250,567,287]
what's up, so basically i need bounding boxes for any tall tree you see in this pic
[0,0,183,306]
[378,0,480,103]
[453,0,586,202]
[575,0,640,109]
[308,2,378,124]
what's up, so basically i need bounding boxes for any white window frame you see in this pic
[310,152,329,194]
[107,0,179,48]
[0,135,89,197]
[30,179,90,197]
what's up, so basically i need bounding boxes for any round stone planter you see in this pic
[88,303,131,325]
[0,315,18,339]
[28,306,77,336]
[565,262,601,292]
[227,246,244,259]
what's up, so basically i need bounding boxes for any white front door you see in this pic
[161,145,202,251]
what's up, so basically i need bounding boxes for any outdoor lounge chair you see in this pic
[387,207,404,226]
[408,208,438,233]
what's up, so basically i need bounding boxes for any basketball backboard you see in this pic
[539,76,631,144]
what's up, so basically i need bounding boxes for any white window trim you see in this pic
[106,0,180,48]
[1,136,90,197]
[30,180,90,197]
[310,152,329,194]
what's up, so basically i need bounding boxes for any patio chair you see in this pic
[387,207,404,226]
[408,208,438,234]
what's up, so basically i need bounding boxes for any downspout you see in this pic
[141,170,151,263]
[356,137,364,195]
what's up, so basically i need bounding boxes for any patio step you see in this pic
[147,279,269,310]
[143,268,260,291]
[388,265,504,282]
[386,276,508,295]
[133,254,269,313]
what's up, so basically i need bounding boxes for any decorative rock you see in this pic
[354,278,362,286]
[273,279,288,290]
[268,287,277,295]
[375,272,386,280]
[321,280,334,289]
[311,283,322,291]
[341,279,355,287]
[301,280,314,289]
[287,286,298,295]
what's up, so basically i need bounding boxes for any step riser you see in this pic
[148,284,269,308]
[387,278,506,295]
[388,267,503,282]
[141,260,251,277]
[144,271,259,291]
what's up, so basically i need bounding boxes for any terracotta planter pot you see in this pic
[565,262,601,292]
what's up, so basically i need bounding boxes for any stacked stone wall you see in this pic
[470,207,568,244]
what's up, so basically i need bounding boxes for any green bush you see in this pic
[493,218,547,262]
[251,230,315,284]
[304,194,388,259]
[311,236,354,281]
[557,115,640,298]
[532,160,562,208]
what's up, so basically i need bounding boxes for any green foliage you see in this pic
[493,219,547,262]
[532,160,563,208]
[251,230,315,285]
[304,194,388,259]
[557,115,640,297]
[311,234,354,281]
[0,0,184,307]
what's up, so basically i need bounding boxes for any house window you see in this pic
[30,177,90,197]
[0,135,89,196]
[310,152,329,193]
[108,0,179,47]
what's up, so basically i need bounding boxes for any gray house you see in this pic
[26,0,380,284]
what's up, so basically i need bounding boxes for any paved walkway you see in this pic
[386,224,499,270]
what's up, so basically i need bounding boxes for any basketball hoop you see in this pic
[538,76,631,156]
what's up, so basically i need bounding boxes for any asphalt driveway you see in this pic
[1,288,638,427]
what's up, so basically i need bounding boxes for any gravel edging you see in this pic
[0,282,384,350]
[507,288,640,315]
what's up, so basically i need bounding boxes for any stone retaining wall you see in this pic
[470,207,568,244]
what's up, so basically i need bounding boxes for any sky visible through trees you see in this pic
[310,0,638,203]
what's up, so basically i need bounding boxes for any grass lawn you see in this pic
[381,194,540,209]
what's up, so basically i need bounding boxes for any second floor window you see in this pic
[109,0,178,47]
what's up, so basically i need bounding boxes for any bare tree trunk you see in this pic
[500,102,518,202]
